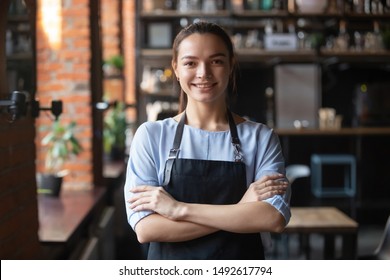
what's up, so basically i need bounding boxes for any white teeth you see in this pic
[195,84,212,88]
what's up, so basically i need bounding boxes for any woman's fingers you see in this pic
[251,175,289,199]
[257,173,285,184]
[127,185,180,219]
[129,197,151,211]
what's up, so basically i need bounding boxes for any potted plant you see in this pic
[103,54,124,77]
[103,101,127,161]
[37,120,82,196]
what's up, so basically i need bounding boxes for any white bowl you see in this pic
[296,0,328,13]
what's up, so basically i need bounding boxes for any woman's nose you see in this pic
[196,64,210,79]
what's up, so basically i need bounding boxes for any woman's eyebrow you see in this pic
[210,52,227,58]
[180,53,227,60]
[180,55,197,60]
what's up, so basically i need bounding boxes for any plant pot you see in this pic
[37,173,65,197]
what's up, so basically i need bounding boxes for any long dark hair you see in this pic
[172,21,238,113]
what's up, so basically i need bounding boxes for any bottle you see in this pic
[335,20,350,51]
[372,20,384,50]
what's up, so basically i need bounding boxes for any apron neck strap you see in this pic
[227,110,240,146]
[170,110,243,161]
[227,110,244,162]
[163,110,243,186]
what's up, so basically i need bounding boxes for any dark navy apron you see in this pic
[147,111,264,260]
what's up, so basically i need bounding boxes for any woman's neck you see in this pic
[184,103,229,131]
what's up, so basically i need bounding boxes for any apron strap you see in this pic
[163,113,186,186]
[163,110,243,186]
[227,110,244,162]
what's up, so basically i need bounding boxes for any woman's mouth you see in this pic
[193,83,215,89]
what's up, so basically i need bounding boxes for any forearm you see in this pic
[178,201,286,234]
[135,213,218,243]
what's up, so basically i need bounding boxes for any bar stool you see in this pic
[310,154,356,198]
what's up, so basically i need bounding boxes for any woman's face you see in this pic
[173,33,231,106]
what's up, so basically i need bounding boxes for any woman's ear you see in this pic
[171,60,178,80]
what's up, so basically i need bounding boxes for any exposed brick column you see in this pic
[101,0,136,122]
[101,0,121,60]
[101,0,123,102]
[36,0,93,191]
[122,0,136,123]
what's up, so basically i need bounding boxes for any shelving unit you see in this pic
[135,0,390,124]
[6,3,34,93]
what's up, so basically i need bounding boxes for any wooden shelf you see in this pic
[140,10,230,18]
[7,52,33,60]
[275,127,390,136]
[232,10,289,18]
[7,14,30,22]
[320,49,390,63]
[140,9,390,20]
[140,48,390,63]
[236,48,316,63]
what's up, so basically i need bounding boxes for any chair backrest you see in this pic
[286,164,310,185]
[375,215,390,260]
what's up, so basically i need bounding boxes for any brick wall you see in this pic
[101,0,121,60]
[35,0,93,191]
[101,0,136,123]
[123,0,136,122]
[102,0,123,102]
[0,0,42,259]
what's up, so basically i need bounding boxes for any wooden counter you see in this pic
[38,187,107,259]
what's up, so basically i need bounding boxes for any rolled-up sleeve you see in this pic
[256,129,291,225]
[264,190,291,224]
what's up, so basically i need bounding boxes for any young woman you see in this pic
[124,22,291,259]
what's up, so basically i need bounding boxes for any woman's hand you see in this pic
[239,173,288,204]
[128,185,184,220]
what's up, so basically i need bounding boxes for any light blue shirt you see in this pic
[124,117,291,233]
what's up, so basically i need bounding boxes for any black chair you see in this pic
[359,215,390,260]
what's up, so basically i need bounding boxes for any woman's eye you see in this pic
[212,59,224,65]
[183,61,195,67]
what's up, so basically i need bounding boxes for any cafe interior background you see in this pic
[0,0,389,260]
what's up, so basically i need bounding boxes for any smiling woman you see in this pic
[172,22,238,114]
[172,33,231,115]
[124,22,291,260]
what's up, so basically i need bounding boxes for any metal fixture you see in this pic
[0,91,28,122]
[31,99,63,120]
[95,100,135,111]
